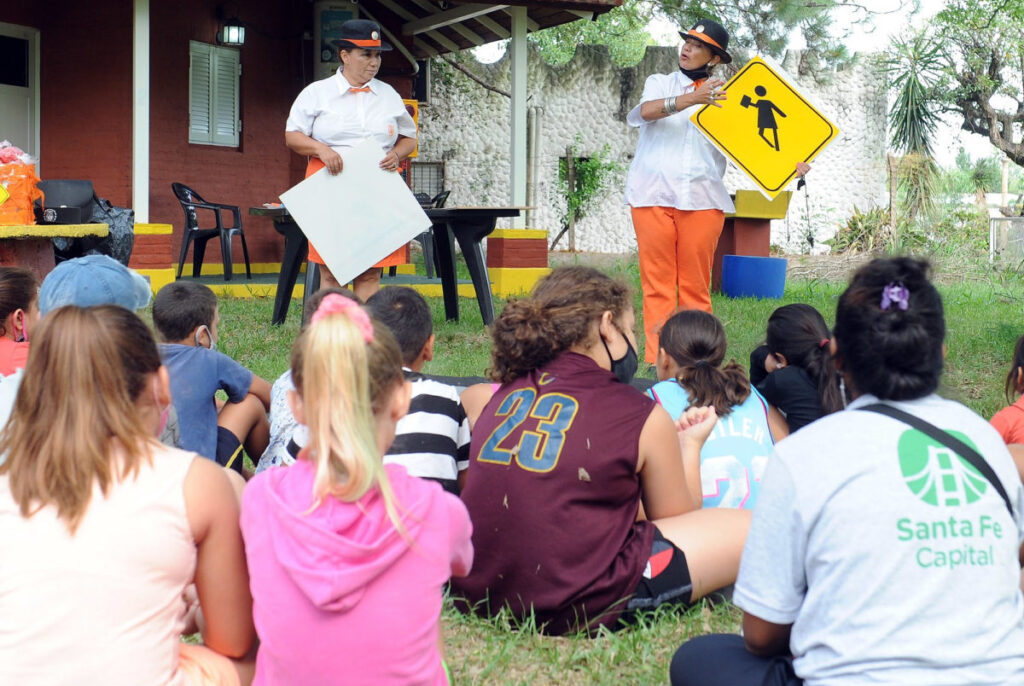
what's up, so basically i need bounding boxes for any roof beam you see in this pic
[403,4,508,35]
[374,0,461,52]
[501,8,539,32]
[405,0,486,44]
[473,13,510,39]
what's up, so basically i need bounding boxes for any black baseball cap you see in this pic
[331,19,393,52]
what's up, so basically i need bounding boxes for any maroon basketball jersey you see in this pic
[453,352,657,634]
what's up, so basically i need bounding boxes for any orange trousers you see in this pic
[631,206,725,363]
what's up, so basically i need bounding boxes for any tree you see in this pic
[530,0,654,66]
[884,31,944,219]
[927,0,1024,165]
[528,0,899,73]
[648,0,864,73]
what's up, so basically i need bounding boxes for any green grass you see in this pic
[205,253,1024,684]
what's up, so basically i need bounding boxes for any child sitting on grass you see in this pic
[991,333,1024,445]
[749,303,843,432]
[256,287,358,473]
[672,257,1024,686]
[0,305,255,685]
[241,294,472,685]
[453,267,749,636]
[366,286,471,494]
[153,281,270,474]
[0,267,39,376]
[649,309,787,509]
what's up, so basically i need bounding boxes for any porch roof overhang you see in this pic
[358,0,622,58]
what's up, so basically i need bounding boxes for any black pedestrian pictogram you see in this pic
[741,86,786,151]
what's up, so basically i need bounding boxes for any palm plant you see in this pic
[884,31,945,220]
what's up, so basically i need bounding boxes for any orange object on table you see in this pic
[0,163,43,226]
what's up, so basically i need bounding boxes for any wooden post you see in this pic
[566,146,576,252]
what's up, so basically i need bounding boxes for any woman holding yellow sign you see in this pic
[625,19,734,365]
[625,21,807,365]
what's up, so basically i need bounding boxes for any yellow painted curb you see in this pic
[0,223,108,239]
[490,228,548,240]
[179,262,287,277]
[135,223,173,235]
[489,267,550,296]
[136,268,176,294]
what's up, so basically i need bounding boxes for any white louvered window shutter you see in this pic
[189,41,240,147]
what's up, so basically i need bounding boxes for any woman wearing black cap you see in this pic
[285,19,417,300]
[624,19,735,367]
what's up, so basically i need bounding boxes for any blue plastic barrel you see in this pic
[721,255,787,299]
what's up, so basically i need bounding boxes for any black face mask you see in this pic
[602,330,639,385]
[680,64,710,81]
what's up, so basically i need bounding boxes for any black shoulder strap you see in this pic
[860,403,1013,517]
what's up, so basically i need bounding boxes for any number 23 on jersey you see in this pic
[478,388,580,473]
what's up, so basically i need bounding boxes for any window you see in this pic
[410,161,445,198]
[189,41,240,146]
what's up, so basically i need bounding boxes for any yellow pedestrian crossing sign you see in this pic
[691,56,839,199]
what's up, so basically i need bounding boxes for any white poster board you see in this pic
[280,139,430,286]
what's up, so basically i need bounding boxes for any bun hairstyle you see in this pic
[1004,334,1024,403]
[765,303,843,414]
[290,297,406,528]
[833,257,945,401]
[659,309,750,416]
[0,267,39,338]
[0,306,162,532]
[489,266,632,384]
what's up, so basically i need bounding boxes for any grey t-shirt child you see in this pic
[735,393,1024,685]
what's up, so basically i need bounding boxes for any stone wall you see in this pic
[417,44,888,254]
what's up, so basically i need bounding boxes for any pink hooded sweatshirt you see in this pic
[241,461,473,686]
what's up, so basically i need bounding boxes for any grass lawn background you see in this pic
[204,253,1024,684]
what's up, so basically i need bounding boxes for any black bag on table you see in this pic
[34,180,134,265]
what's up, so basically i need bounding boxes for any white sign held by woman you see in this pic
[280,139,430,286]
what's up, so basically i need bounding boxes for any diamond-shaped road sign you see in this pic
[691,56,839,199]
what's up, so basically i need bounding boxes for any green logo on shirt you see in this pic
[897,429,987,506]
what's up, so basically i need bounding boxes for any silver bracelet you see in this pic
[663,96,678,115]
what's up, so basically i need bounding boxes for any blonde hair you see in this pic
[290,305,406,529]
[0,306,162,532]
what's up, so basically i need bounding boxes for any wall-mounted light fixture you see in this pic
[218,17,245,46]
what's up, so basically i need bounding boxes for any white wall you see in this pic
[417,44,888,254]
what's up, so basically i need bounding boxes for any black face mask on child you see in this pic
[602,330,639,385]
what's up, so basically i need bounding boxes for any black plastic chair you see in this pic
[414,190,449,279]
[172,182,251,281]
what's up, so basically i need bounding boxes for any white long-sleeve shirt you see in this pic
[624,71,735,213]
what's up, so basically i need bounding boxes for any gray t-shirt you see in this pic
[735,393,1024,685]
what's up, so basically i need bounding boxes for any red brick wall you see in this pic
[2,1,132,207]
[3,0,417,266]
[149,0,417,266]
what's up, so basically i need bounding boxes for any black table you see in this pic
[256,205,520,326]
[425,207,520,325]
[250,206,309,326]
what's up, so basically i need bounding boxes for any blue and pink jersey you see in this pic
[648,380,776,509]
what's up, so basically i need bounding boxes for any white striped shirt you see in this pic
[385,370,471,493]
